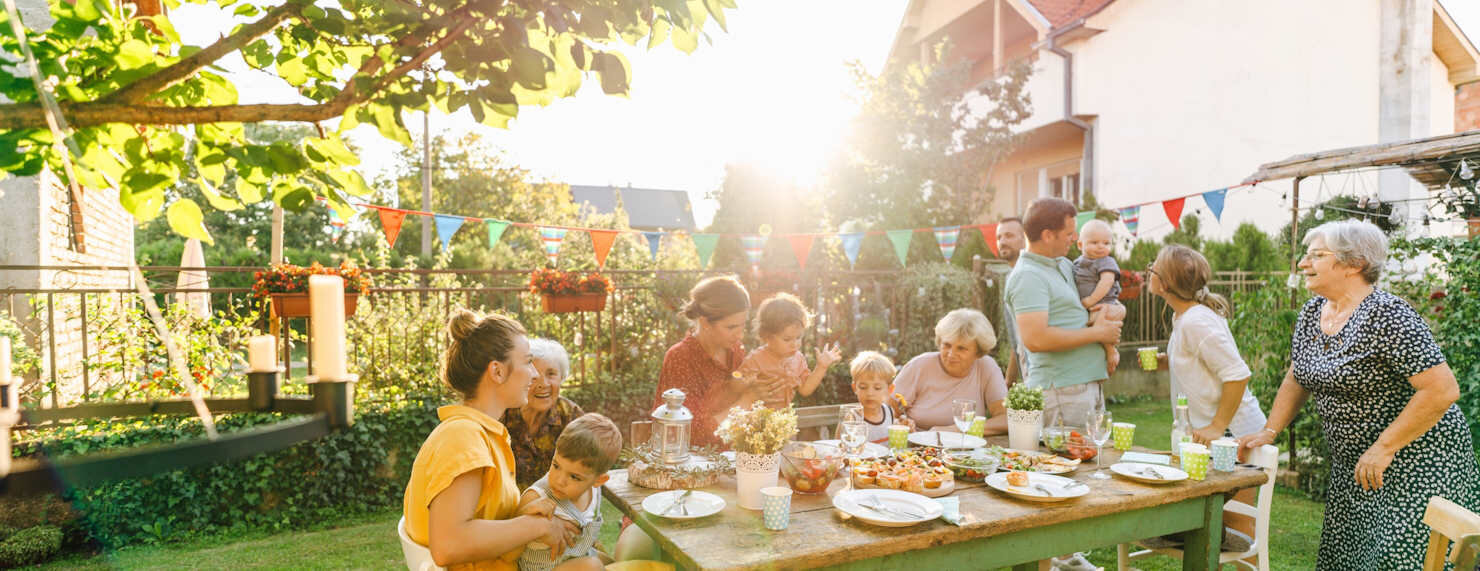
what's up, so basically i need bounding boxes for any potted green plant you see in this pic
[528,267,613,313]
[1119,268,1145,300]
[252,262,370,318]
[1005,384,1044,450]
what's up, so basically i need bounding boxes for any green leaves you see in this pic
[593,51,631,95]
[166,199,214,244]
[117,40,153,69]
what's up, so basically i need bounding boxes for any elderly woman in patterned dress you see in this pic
[1238,219,1479,569]
[502,338,585,488]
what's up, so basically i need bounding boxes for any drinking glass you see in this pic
[835,404,863,441]
[1086,409,1113,480]
[952,399,976,434]
[839,420,868,492]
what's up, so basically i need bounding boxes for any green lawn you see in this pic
[31,399,1323,570]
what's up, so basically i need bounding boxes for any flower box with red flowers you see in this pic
[252,262,371,318]
[529,268,613,313]
[1119,268,1145,301]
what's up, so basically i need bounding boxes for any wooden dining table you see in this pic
[602,438,1267,571]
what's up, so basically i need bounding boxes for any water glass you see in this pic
[1086,409,1113,479]
[952,399,976,434]
[1112,422,1136,451]
[835,404,863,441]
[761,486,792,531]
[840,420,867,492]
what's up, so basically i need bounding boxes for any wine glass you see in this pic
[952,399,976,435]
[840,420,868,492]
[835,403,863,441]
[1086,408,1113,479]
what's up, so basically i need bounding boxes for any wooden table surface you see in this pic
[603,440,1267,571]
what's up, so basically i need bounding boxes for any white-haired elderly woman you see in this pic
[1237,219,1478,569]
[892,308,1008,435]
[502,338,587,488]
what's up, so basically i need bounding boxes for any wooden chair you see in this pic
[1118,444,1278,571]
[795,404,843,441]
[1422,496,1480,570]
[397,516,445,571]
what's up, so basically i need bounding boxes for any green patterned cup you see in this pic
[1182,443,1210,480]
[888,424,909,450]
[1112,422,1135,451]
[967,416,986,438]
[1138,347,1158,371]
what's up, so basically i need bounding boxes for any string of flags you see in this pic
[328,180,1263,270]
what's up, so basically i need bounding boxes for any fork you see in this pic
[1032,483,1057,497]
[1140,467,1165,480]
[663,490,693,515]
[1059,479,1087,490]
[865,494,925,519]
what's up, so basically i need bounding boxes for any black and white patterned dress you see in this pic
[1292,289,1480,570]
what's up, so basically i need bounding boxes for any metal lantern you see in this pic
[650,388,693,465]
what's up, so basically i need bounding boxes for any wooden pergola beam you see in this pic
[1245,129,1480,184]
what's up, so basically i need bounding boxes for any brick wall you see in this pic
[1457,82,1480,132]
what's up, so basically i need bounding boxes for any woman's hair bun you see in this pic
[448,309,481,341]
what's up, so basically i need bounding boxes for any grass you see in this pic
[28,399,1324,570]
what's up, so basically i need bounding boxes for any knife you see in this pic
[662,490,693,515]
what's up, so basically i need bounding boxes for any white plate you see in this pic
[1110,462,1189,484]
[642,490,726,519]
[985,471,1089,503]
[992,449,1081,475]
[814,440,891,458]
[832,489,943,527]
[908,431,986,449]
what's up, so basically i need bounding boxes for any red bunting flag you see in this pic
[786,234,816,269]
[377,208,407,248]
[588,229,619,268]
[1162,197,1186,230]
[980,224,999,257]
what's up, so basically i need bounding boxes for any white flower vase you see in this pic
[1007,408,1043,450]
[734,451,781,510]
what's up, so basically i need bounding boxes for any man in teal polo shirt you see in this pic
[1005,197,1121,426]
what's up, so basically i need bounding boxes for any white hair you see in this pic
[1079,218,1113,237]
[1304,219,1388,284]
[528,338,570,381]
[934,308,997,355]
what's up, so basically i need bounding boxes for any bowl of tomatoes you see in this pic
[779,441,844,494]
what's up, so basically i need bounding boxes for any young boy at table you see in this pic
[515,413,622,571]
[849,352,914,443]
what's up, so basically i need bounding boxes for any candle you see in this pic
[308,275,348,381]
[247,335,276,372]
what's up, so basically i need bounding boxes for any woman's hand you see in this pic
[1355,444,1395,490]
[536,516,572,561]
[900,416,917,431]
[517,497,556,519]
[1191,425,1224,446]
[1236,429,1276,462]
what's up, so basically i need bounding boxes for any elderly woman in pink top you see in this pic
[893,309,1008,434]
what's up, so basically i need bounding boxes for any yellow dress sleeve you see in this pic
[421,419,496,507]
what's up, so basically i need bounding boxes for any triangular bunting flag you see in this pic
[692,234,719,268]
[1202,188,1228,222]
[588,229,619,268]
[1163,198,1186,230]
[839,233,864,268]
[932,226,960,261]
[643,232,663,260]
[886,229,913,267]
[486,220,510,248]
[377,208,407,248]
[434,214,465,252]
[981,224,999,257]
[740,235,766,269]
[1119,207,1140,236]
[1075,211,1095,233]
[786,235,815,270]
[539,227,568,265]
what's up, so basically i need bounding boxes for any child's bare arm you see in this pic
[798,343,841,396]
[1080,272,1117,308]
[516,490,555,518]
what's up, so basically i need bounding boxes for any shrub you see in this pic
[0,525,62,567]
[1390,236,1480,453]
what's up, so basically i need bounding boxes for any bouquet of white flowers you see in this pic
[716,401,798,455]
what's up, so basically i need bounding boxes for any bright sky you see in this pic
[171,1,1480,231]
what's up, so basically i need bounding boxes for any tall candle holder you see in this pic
[307,274,356,428]
[247,367,284,411]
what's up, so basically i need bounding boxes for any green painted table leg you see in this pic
[1180,493,1225,570]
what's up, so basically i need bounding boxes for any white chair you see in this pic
[398,516,446,571]
[1422,496,1480,570]
[1118,444,1278,571]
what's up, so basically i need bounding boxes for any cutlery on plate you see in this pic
[863,494,926,519]
[1140,467,1165,480]
[1032,483,1057,497]
[936,431,942,447]
[1059,479,1086,490]
[663,490,693,515]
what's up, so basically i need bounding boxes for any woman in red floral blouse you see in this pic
[654,275,788,448]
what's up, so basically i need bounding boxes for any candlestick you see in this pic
[308,275,348,381]
[247,335,276,373]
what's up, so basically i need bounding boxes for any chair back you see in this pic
[1423,496,1480,570]
[1247,444,1278,557]
[795,404,843,440]
[398,516,445,571]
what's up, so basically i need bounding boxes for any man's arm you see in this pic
[1016,311,1120,353]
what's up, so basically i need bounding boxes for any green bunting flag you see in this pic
[692,233,719,268]
[486,220,510,248]
[1075,211,1095,232]
[886,229,913,267]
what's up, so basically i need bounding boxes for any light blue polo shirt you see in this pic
[1003,250,1108,390]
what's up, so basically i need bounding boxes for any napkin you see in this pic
[1120,452,1172,465]
[934,496,962,526]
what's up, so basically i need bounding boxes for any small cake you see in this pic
[1006,470,1030,487]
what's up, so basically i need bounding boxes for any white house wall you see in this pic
[1430,55,1456,137]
